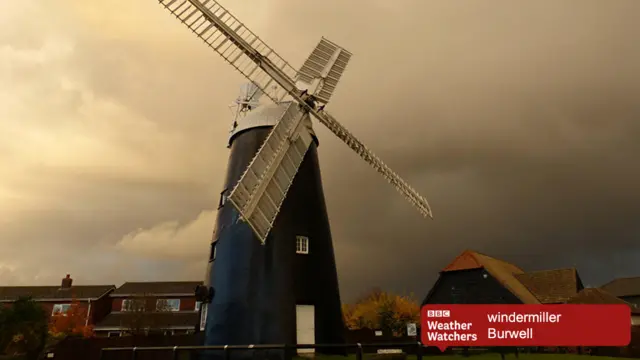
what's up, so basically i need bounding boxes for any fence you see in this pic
[47,325,640,360]
[99,342,427,360]
[97,342,640,360]
[346,328,419,344]
[45,330,419,360]
[48,334,205,360]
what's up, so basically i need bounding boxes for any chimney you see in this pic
[61,274,73,289]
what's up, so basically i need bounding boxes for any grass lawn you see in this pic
[295,355,636,360]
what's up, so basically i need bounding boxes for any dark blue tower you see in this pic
[202,103,346,358]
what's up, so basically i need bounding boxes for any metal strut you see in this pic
[158,0,433,220]
[313,109,432,218]
[159,0,299,103]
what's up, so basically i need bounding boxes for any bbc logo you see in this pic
[427,310,450,318]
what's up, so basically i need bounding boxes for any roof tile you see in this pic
[567,288,640,314]
[600,277,640,298]
[0,285,115,302]
[515,268,581,304]
[111,282,203,296]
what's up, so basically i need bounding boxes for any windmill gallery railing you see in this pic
[99,342,430,360]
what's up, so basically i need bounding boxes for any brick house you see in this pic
[93,281,203,337]
[0,274,115,326]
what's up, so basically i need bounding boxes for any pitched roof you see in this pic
[600,277,640,297]
[0,285,115,302]
[111,281,203,296]
[442,250,540,304]
[94,311,200,330]
[515,268,582,304]
[566,288,640,315]
[442,250,485,272]
[567,287,627,304]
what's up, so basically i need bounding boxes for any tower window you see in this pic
[296,236,309,254]
[209,242,217,261]
[218,188,228,209]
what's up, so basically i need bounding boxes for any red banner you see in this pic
[421,304,630,351]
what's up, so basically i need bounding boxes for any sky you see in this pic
[1,0,639,301]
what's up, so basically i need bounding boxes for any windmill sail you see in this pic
[158,0,433,243]
[313,109,432,218]
[226,39,354,243]
[159,0,299,103]
[298,37,352,104]
[227,102,313,243]
[237,82,263,108]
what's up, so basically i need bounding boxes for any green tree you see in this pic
[0,297,49,359]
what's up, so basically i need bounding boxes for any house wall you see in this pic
[90,296,114,325]
[111,296,198,312]
[40,301,90,322]
[112,298,124,311]
[2,297,112,326]
[424,269,523,304]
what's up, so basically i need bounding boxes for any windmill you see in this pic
[227,82,263,135]
[156,0,433,354]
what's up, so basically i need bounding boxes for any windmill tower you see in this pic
[156,0,433,354]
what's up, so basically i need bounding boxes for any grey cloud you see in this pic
[304,0,640,299]
[2,0,639,301]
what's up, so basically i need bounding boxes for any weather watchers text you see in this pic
[421,304,630,351]
[425,312,558,342]
[426,320,477,342]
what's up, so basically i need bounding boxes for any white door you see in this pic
[296,305,315,354]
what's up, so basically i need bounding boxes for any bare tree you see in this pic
[119,294,172,336]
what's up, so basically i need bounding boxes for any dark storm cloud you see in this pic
[281,0,640,300]
[2,0,639,299]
